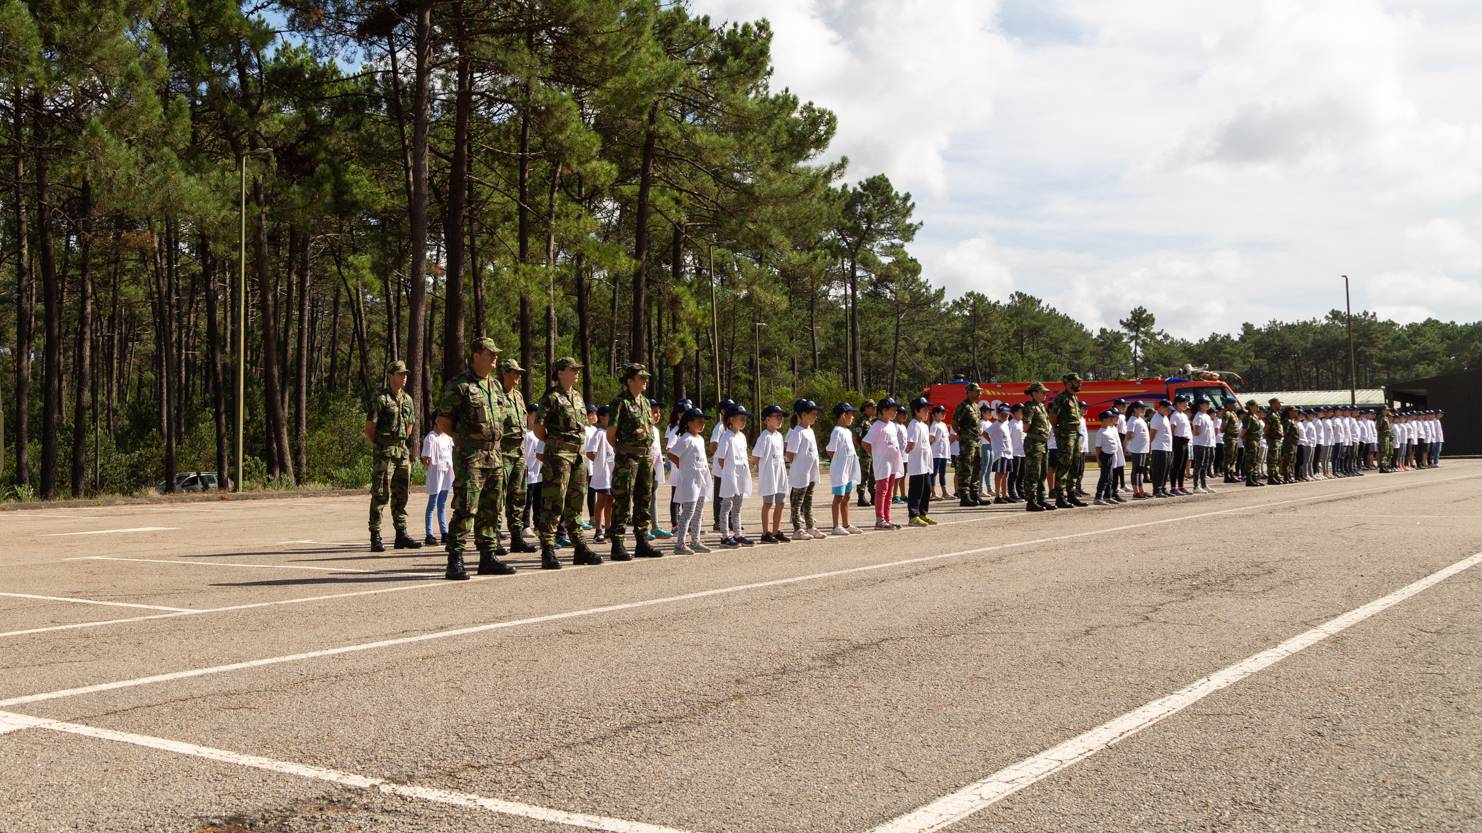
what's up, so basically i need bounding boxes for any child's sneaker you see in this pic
[690,541,713,554]
[673,544,694,555]
[735,535,755,547]
[846,525,864,534]
[806,527,826,539]
[1093,497,1107,505]
[791,529,809,541]
[775,533,791,544]
[875,520,895,530]
[922,515,938,525]
[759,532,778,544]
[652,528,673,539]
[909,516,928,527]
[831,526,849,536]
[719,537,738,548]
[580,520,593,530]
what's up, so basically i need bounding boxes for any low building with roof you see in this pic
[1235,388,1386,408]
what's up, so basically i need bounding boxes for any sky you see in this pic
[687,0,1482,339]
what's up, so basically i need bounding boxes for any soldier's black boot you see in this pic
[476,547,516,576]
[609,537,633,562]
[444,552,469,581]
[393,529,423,549]
[1055,494,1071,509]
[1068,494,1089,507]
[493,537,510,557]
[1040,498,1057,510]
[509,528,538,553]
[1026,500,1044,512]
[370,531,385,553]
[572,541,603,566]
[959,492,976,508]
[540,544,562,570]
[634,535,664,558]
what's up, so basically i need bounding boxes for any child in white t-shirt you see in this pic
[714,406,754,547]
[648,400,671,539]
[420,423,454,544]
[930,405,952,499]
[826,403,863,535]
[584,406,615,541]
[666,408,712,554]
[861,399,904,529]
[752,405,789,545]
[1093,410,1124,505]
[786,400,824,540]
[905,398,937,526]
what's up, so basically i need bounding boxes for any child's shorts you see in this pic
[831,483,855,497]
[592,487,611,495]
[762,492,786,505]
[993,457,1014,472]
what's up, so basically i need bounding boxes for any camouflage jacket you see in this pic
[1024,401,1051,444]
[1221,411,1240,440]
[1049,390,1081,436]
[952,399,980,443]
[437,370,503,467]
[1376,412,1391,442]
[1263,411,1282,442]
[608,390,653,456]
[1242,414,1263,448]
[539,386,587,461]
[1280,416,1299,448]
[367,387,414,459]
[497,385,526,456]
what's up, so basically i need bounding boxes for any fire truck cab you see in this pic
[925,375,1241,431]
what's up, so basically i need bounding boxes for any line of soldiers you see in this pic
[367,338,663,580]
[947,373,1091,512]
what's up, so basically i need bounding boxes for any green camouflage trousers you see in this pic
[1280,441,1298,479]
[447,458,503,556]
[1023,441,1048,502]
[858,449,874,501]
[537,454,588,547]
[1266,437,1281,479]
[1379,436,1393,471]
[1244,444,1261,481]
[1054,432,1081,497]
[955,443,980,496]
[369,453,410,532]
[609,452,654,543]
[501,452,527,534]
[1223,437,1238,475]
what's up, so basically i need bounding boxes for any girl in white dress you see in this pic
[752,405,789,545]
[714,406,754,547]
[666,408,712,555]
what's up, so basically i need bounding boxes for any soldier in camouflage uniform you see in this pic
[436,338,515,580]
[1376,404,1393,473]
[1221,397,1241,482]
[607,363,664,561]
[1263,397,1284,483]
[952,384,984,506]
[1050,373,1088,508]
[365,360,423,553]
[536,356,601,569]
[1022,383,1056,512]
[856,400,877,507]
[1243,401,1265,487]
[495,357,537,554]
[1279,405,1300,483]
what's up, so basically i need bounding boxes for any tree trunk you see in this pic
[848,255,861,391]
[544,159,561,375]
[468,152,484,332]
[575,254,591,404]
[441,6,471,379]
[253,176,294,481]
[402,0,433,450]
[202,236,229,490]
[629,103,659,363]
[327,278,341,393]
[293,233,310,483]
[149,240,177,494]
[517,96,533,401]
[70,178,93,496]
[35,96,61,501]
[12,90,32,488]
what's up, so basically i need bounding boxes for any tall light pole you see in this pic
[236,148,273,492]
[1342,274,1357,406]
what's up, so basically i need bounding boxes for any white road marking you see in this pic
[0,710,698,833]
[0,592,195,613]
[41,526,177,537]
[4,474,1473,708]
[866,549,1482,833]
[83,556,387,574]
[0,612,201,639]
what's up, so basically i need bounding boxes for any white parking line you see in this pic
[83,556,388,574]
[41,526,178,537]
[4,473,1473,708]
[0,612,201,639]
[0,710,698,833]
[866,549,1482,833]
[0,592,195,613]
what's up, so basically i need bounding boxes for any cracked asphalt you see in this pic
[2,462,1480,833]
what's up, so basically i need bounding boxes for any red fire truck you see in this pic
[925,373,1241,431]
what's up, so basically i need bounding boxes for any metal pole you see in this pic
[1343,274,1356,406]
[708,245,721,399]
[236,155,246,492]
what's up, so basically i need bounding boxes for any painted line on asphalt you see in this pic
[41,526,177,537]
[83,556,388,574]
[866,549,1482,833]
[0,710,698,833]
[0,612,202,639]
[0,592,195,613]
[4,472,1473,708]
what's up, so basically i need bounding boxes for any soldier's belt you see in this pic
[546,438,583,453]
[499,438,524,451]
[614,443,651,456]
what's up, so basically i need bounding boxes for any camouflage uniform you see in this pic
[368,377,414,535]
[1279,411,1299,481]
[1243,407,1264,484]
[537,359,590,550]
[1023,389,1052,505]
[1376,408,1393,472]
[1221,409,1240,479]
[952,386,983,503]
[608,364,657,550]
[1263,407,1283,481]
[855,407,875,506]
[495,360,529,544]
[438,350,506,561]
[1050,379,1083,500]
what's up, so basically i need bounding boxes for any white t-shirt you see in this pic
[1150,412,1174,451]
[1077,417,1089,450]
[786,425,822,488]
[1126,415,1150,454]
[906,419,934,476]
[988,420,1010,456]
[669,433,710,503]
[1116,413,1128,434]
[931,422,951,458]
[420,431,454,495]
[892,422,909,478]
[524,430,543,485]
[1096,425,1122,458]
[1009,418,1026,457]
[1435,419,1445,442]
[652,426,667,487]
[709,421,726,448]
[827,425,860,488]
[752,429,788,496]
[714,429,753,499]
[1192,412,1217,448]
[979,418,993,447]
[863,419,903,475]
[584,425,614,490]
[1171,410,1192,439]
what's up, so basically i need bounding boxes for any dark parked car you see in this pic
[155,471,222,494]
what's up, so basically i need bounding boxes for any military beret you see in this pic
[619,362,650,380]
[1024,382,1049,394]
[385,359,408,375]
[552,356,583,372]
[964,382,981,393]
[497,357,525,373]
[470,337,499,354]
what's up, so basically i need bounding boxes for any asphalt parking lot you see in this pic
[2,462,1479,833]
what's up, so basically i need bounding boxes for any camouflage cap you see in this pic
[964,382,981,394]
[470,337,499,355]
[619,362,650,380]
[497,357,525,373]
[1063,372,1082,383]
[1245,399,1259,409]
[1024,382,1049,394]
[385,360,408,375]
[553,356,584,372]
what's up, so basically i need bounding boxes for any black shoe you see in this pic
[1068,496,1089,507]
[634,536,664,558]
[573,542,603,566]
[509,529,537,553]
[610,538,633,562]
[422,534,438,546]
[444,553,469,581]
[959,497,976,508]
[1055,496,1071,509]
[439,533,448,545]
[1040,499,1057,511]
[393,530,423,550]
[1026,501,1044,512]
[540,545,562,570]
[370,531,385,553]
[476,549,516,576]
